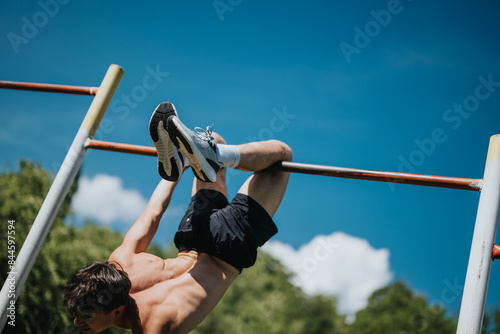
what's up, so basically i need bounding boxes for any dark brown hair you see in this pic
[63,261,131,317]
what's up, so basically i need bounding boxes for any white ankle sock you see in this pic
[217,144,240,168]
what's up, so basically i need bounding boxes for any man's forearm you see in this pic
[123,179,178,253]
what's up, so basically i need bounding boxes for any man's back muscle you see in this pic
[108,249,238,333]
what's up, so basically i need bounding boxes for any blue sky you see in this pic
[2,0,500,322]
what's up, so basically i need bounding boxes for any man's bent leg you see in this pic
[236,140,292,172]
[191,138,292,217]
[236,140,292,217]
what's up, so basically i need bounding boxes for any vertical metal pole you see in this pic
[0,65,123,331]
[457,135,500,334]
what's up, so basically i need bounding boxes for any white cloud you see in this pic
[71,174,148,224]
[262,232,393,321]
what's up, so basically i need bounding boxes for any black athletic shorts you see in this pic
[174,189,278,273]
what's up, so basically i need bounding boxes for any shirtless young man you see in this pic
[63,102,292,333]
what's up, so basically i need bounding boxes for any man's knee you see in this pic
[270,139,293,162]
[282,142,293,162]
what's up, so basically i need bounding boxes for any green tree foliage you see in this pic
[349,281,457,334]
[482,302,500,334]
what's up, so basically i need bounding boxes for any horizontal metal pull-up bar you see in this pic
[87,139,157,156]
[271,161,483,191]
[86,139,483,192]
[0,80,98,95]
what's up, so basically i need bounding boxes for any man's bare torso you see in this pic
[108,249,239,333]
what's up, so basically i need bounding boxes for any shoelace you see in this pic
[194,124,218,150]
[194,124,215,140]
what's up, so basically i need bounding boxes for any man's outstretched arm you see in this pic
[118,179,178,254]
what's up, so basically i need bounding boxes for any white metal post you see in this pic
[457,135,500,333]
[0,65,123,331]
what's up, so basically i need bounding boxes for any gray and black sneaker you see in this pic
[149,102,187,181]
[167,116,222,183]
